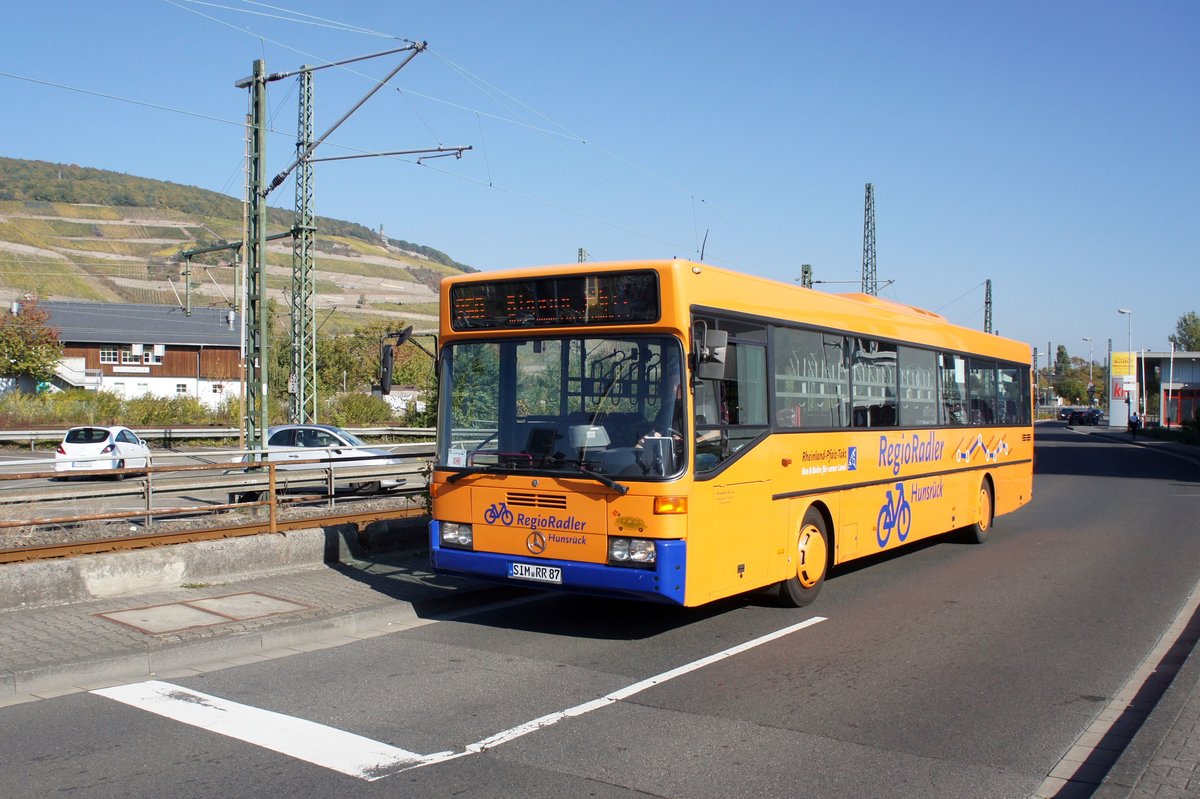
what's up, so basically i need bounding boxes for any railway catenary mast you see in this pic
[862,182,877,296]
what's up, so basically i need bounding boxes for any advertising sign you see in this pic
[1111,352,1136,377]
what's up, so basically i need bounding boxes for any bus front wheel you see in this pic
[776,507,829,607]
[962,480,993,545]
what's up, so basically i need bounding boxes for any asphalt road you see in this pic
[1,424,1197,798]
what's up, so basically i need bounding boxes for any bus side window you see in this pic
[968,359,998,425]
[850,338,897,428]
[940,353,969,425]
[694,339,767,473]
[898,346,938,426]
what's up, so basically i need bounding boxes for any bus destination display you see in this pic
[450,271,659,330]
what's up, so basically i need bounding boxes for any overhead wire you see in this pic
[934,280,987,313]
[8,0,783,288]
[0,70,243,129]
[167,0,782,269]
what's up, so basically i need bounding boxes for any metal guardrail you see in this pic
[0,443,436,533]
[0,426,436,449]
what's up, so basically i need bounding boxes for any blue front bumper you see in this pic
[430,521,687,605]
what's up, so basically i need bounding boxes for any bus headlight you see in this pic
[440,522,473,549]
[608,537,656,567]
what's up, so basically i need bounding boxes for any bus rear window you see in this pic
[450,272,659,330]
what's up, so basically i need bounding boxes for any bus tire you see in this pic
[962,479,993,544]
[776,507,829,607]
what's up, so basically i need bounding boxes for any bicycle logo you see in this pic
[483,502,514,526]
[875,482,912,547]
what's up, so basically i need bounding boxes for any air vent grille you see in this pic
[506,491,568,509]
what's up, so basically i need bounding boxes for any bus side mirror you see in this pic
[696,329,728,380]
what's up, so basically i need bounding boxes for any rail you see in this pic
[0,505,427,564]
[0,443,436,558]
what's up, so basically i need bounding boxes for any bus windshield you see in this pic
[438,335,686,479]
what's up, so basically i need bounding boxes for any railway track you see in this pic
[0,503,428,565]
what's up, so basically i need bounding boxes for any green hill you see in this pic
[0,157,473,333]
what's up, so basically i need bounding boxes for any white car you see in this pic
[235,424,407,493]
[54,425,150,477]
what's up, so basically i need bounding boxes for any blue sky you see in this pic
[3,1,1197,362]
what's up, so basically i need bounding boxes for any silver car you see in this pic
[239,424,407,493]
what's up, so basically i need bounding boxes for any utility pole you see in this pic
[290,67,317,424]
[862,183,877,295]
[233,43,469,452]
[578,248,588,263]
[800,264,813,289]
[241,58,270,459]
[1033,346,1039,411]
[984,279,993,333]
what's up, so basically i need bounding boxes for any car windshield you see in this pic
[337,430,367,447]
[437,335,686,479]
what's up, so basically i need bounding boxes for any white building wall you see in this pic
[104,375,241,409]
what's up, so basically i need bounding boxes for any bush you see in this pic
[48,389,123,424]
[0,388,419,439]
[211,394,242,425]
[0,392,50,427]
[123,394,208,426]
[323,392,395,427]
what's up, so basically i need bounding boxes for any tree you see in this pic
[314,322,394,395]
[1054,344,1071,375]
[0,296,62,384]
[1168,311,1200,352]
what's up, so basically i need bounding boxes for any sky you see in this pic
[3,1,1197,363]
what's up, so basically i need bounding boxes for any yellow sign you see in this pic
[1111,352,1136,377]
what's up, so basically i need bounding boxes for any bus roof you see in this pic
[439,259,1031,364]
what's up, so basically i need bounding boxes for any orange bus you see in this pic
[429,260,1033,607]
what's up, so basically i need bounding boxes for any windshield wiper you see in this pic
[446,458,628,495]
[445,463,519,483]
[544,457,629,495]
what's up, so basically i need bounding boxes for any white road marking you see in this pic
[93,615,827,779]
[92,680,450,781]
[446,615,829,764]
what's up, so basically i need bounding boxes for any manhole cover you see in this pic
[98,592,312,634]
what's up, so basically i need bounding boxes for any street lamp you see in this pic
[1082,336,1093,402]
[1118,308,1133,422]
[1117,309,1132,354]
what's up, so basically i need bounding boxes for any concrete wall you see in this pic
[0,517,427,613]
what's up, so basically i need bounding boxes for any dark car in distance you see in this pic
[1068,408,1101,426]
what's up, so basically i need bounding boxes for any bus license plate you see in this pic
[509,562,562,584]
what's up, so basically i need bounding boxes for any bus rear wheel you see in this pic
[776,507,829,607]
[962,480,993,544]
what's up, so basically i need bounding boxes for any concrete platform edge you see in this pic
[0,515,429,614]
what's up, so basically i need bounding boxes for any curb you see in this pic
[1097,601,1200,796]
[1075,428,1200,467]
[7,598,432,700]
